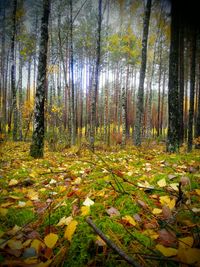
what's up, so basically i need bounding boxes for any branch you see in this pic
[86,217,142,267]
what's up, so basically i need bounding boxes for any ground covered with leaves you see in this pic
[0,141,200,267]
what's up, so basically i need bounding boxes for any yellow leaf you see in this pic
[143,229,159,240]
[168,198,175,210]
[0,208,8,216]
[169,183,179,191]
[64,220,78,241]
[44,233,58,249]
[8,225,21,235]
[179,237,193,248]
[122,215,136,226]
[81,206,90,216]
[177,248,200,264]
[23,239,32,247]
[31,239,45,253]
[195,189,200,196]
[24,257,38,264]
[0,230,4,238]
[37,260,52,267]
[29,171,37,178]
[7,239,23,250]
[1,202,13,207]
[83,197,94,206]
[57,216,73,226]
[27,190,39,200]
[157,178,166,187]
[152,208,162,215]
[156,244,177,257]
[9,179,19,186]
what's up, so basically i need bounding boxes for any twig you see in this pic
[86,217,142,267]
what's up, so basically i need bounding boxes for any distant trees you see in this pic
[0,0,199,152]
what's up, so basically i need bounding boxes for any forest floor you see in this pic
[0,140,200,267]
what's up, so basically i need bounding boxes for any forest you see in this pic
[0,0,200,266]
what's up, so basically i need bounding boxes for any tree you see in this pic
[30,0,50,158]
[90,0,102,152]
[11,0,18,141]
[134,0,152,146]
[166,0,180,152]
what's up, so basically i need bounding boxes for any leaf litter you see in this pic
[0,141,200,266]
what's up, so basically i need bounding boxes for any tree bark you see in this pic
[30,0,50,158]
[134,0,151,146]
[167,0,180,152]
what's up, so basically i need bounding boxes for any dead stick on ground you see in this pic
[86,217,142,267]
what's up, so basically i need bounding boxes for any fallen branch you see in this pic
[86,217,142,267]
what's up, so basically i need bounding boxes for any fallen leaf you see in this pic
[122,215,136,226]
[81,206,90,216]
[178,236,193,248]
[152,208,162,215]
[83,197,94,206]
[159,196,175,210]
[157,178,166,187]
[157,229,177,247]
[0,208,8,216]
[156,244,177,257]
[143,229,159,240]
[7,225,21,235]
[137,200,148,209]
[106,207,120,217]
[177,248,200,264]
[72,177,82,185]
[192,207,200,213]
[195,189,200,196]
[27,190,39,201]
[7,240,23,250]
[162,205,172,219]
[169,183,179,191]
[9,179,19,186]
[44,233,58,249]
[64,220,78,241]
[57,216,73,226]
[31,239,45,253]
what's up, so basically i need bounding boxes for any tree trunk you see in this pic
[90,0,102,152]
[167,0,180,152]
[11,0,18,141]
[30,0,50,158]
[134,0,151,146]
[187,30,197,152]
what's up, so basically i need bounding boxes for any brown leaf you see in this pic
[106,207,120,217]
[137,200,148,209]
[162,205,172,220]
[157,229,177,247]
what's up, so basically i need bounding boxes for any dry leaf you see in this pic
[56,216,73,226]
[157,178,167,187]
[158,229,177,247]
[152,208,162,215]
[0,207,8,216]
[81,206,90,216]
[64,220,78,241]
[178,236,193,248]
[195,189,200,196]
[156,244,177,257]
[169,183,179,191]
[9,179,19,186]
[162,205,172,219]
[83,197,94,206]
[44,233,58,249]
[27,190,39,201]
[106,207,120,217]
[31,239,45,253]
[177,248,200,264]
[143,229,159,240]
[122,215,136,226]
[7,239,23,250]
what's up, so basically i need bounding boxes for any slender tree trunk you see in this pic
[11,0,18,141]
[167,1,180,152]
[90,0,102,152]
[30,0,50,158]
[134,0,151,146]
[195,30,200,148]
[187,30,197,152]
[18,44,23,141]
[179,22,184,144]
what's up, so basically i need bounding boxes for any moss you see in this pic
[1,208,36,228]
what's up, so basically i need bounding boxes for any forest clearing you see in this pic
[0,0,200,266]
